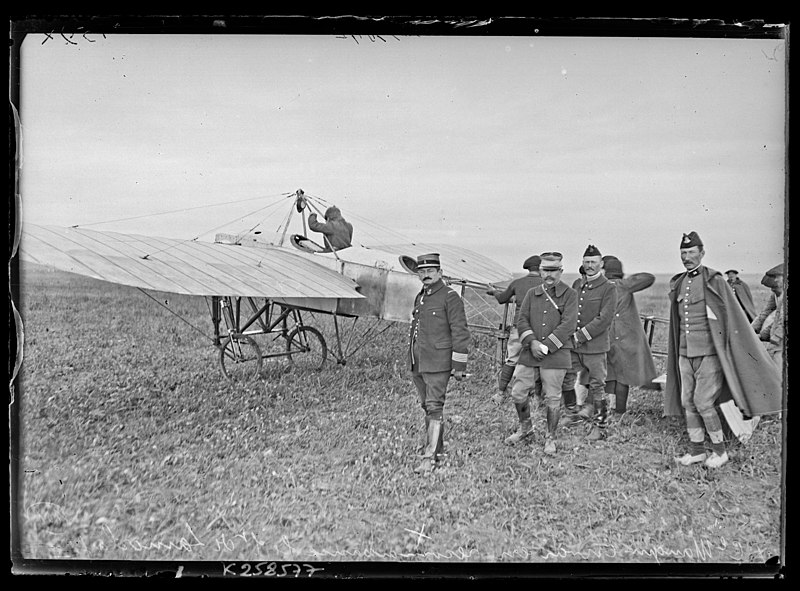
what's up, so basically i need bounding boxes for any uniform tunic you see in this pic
[572,274,617,353]
[565,273,618,405]
[408,278,470,374]
[516,281,578,369]
[677,271,715,357]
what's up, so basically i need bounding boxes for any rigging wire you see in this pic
[461,292,503,328]
[302,192,415,249]
[136,287,216,344]
[138,194,295,259]
[190,194,295,242]
[72,192,295,229]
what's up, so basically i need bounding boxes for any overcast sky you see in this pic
[17,31,787,275]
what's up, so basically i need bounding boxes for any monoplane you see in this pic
[19,189,516,382]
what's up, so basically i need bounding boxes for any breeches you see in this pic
[565,351,607,402]
[679,354,724,442]
[412,370,451,420]
[510,365,567,407]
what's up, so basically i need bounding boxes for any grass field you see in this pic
[12,264,784,571]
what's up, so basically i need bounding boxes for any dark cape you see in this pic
[729,277,756,322]
[606,273,658,387]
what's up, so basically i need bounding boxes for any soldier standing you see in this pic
[486,255,543,405]
[725,269,756,322]
[602,256,658,418]
[506,252,578,454]
[408,253,471,474]
[666,232,782,468]
[564,245,617,441]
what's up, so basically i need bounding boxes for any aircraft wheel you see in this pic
[286,326,327,371]
[219,334,263,382]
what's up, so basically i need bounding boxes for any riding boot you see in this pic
[417,415,430,455]
[587,396,607,441]
[504,401,534,445]
[605,380,617,413]
[544,405,560,454]
[562,388,577,412]
[615,382,630,415]
[414,418,443,474]
[560,389,579,425]
[576,399,595,421]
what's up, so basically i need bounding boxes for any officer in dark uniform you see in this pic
[408,253,471,474]
[564,244,617,440]
[510,252,578,454]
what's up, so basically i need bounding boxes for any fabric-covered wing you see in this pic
[19,224,364,299]
[376,242,513,286]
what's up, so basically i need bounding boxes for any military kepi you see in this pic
[583,244,602,257]
[416,253,441,269]
[539,252,563,270]
[523,255,541,270]
[680,231,703,249]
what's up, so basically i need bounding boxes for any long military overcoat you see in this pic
[606,273,658,386]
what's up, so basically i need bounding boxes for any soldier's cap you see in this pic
[583,244,602,257]
[760,263,783,288]
[539,252,563,270]
[680,231,703,249]
[725,269,739,275]
[416,253,441,269]
[523,255,541,270]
